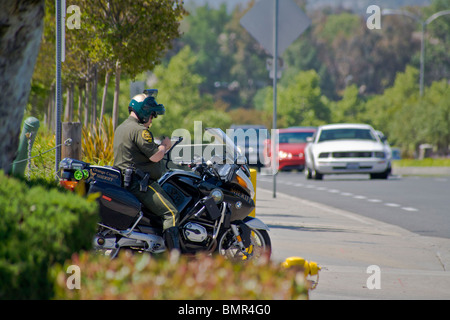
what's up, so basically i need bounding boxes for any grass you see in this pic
[393,158,450,167]
[27,126,58,182]
[25,116,115,182]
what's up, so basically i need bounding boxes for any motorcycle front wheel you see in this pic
[217,228,272,262]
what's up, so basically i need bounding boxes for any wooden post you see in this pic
[62,122,82,160]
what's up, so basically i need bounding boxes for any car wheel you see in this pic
[370,168,389,180]
[313,169,323,180]
[305,167,312,179]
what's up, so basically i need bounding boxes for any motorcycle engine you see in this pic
[183,222,208,243]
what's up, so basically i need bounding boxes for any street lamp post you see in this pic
[382,9,450,96]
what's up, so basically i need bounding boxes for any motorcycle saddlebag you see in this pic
[89,181,142,230]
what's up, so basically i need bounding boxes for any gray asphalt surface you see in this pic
[257,170,450,239]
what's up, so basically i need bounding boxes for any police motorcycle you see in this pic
[59,128,271,260]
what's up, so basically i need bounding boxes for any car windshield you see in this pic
[318,128,377,142]
[279,131,314,143]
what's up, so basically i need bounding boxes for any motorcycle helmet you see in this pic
[128,90,165,123]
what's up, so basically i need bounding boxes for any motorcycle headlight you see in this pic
[210,189,224,204]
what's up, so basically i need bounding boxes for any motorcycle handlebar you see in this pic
[164,136,183,170]
[171,136,183,149]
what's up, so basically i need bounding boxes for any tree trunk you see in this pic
[112,60,121,131]
[91,65,98,125]
[69,83,75,122]
[0,0,45,173]
[45,84,55,130]
[100,70,111,126]
[64,84,75,122]
[77,83,84,122]
[84,80,90,127]
[47,88,55,132]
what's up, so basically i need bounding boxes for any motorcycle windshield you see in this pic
[204,128,243,163]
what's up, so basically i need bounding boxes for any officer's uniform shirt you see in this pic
[113,116,164,181]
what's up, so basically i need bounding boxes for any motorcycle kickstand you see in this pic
[109,247,121,259]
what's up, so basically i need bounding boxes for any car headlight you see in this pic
[318,152,329,158]
[210,189,224,204]
[374,152,386,159]
[278,150,292,159]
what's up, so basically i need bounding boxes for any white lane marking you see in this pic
[402,207,419,212]
[385,203,400,207]
[269,177,419,212]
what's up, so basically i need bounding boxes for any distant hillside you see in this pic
[185,0,432,14]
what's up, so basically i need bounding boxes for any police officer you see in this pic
[113,91,180,251]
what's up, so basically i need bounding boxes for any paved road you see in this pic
[257,172,450,239]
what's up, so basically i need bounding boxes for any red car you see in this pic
[265,127,317,171]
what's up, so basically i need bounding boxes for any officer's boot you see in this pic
[164,226,181,252]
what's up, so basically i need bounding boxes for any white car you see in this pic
[304,124,392,180]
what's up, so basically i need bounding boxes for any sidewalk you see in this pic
[255,187,450,300]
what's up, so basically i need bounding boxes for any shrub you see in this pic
[53,251,309,300]
[82,116,114,166]
[26,126,57,182]
[0,171,98,299]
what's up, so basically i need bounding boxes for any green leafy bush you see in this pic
[0,171,98,299]
[26,126,57,182]
[53,251,309,300]
[82,116,115,166]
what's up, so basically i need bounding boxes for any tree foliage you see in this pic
[151,46,231,138]
[366,66,449,156]
[331,84,368,124]
[26,0,449,159]
[264,70,331,128]
[31,0,187,130]
[420,0,450,86]
[80,0,187,129]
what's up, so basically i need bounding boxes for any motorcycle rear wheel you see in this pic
[217,228,271,262]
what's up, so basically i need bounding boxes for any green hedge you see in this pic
[53,251,309,300]
[0,171,98,299]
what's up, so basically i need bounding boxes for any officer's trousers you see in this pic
[129,179,180,231]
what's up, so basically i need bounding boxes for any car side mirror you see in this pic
[306,137,313,143]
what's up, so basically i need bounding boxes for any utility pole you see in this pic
[55,0,66,178]
[272,0,278,198]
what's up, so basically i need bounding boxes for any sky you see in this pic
[184,0,432,14]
